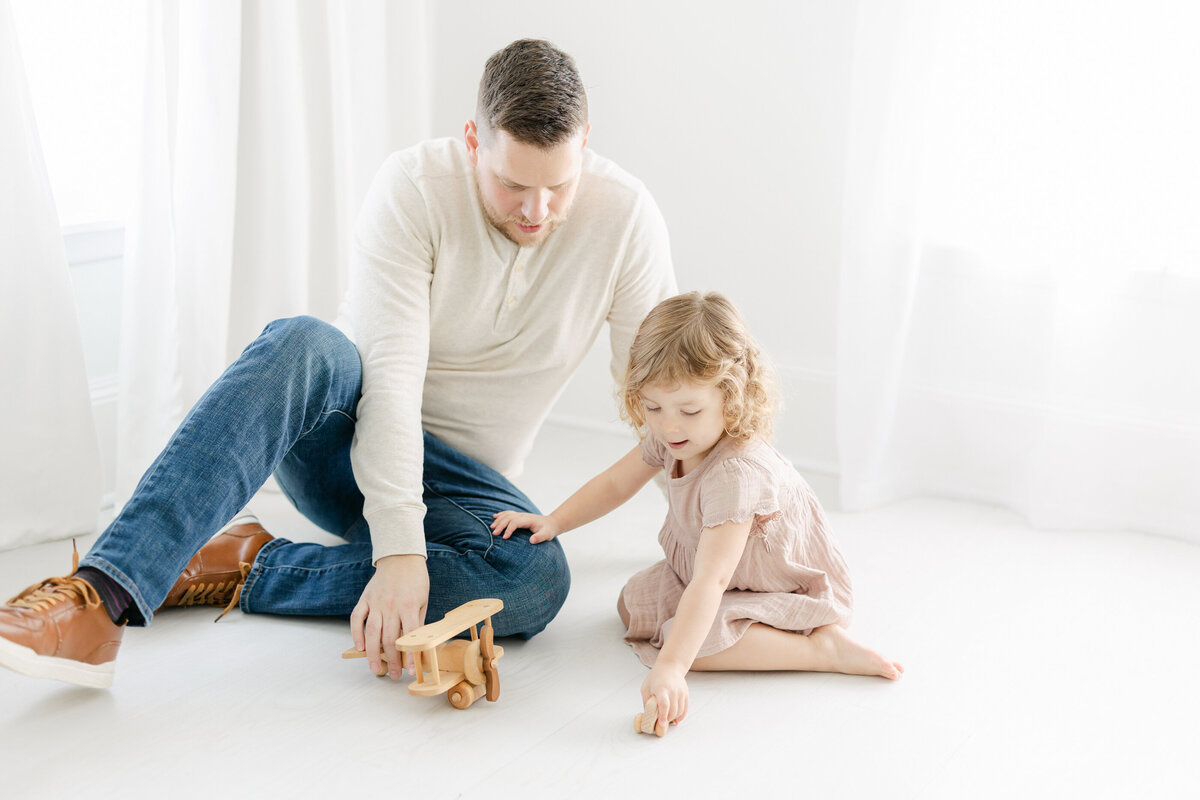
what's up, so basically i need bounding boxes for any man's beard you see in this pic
[477,180,571,247]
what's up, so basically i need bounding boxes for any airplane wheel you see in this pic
[448,680,475,710]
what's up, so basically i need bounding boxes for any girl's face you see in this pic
[640,380,727,476]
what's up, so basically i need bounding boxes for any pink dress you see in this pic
[621,435,854,667]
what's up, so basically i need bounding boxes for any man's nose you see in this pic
[523,191,550,224]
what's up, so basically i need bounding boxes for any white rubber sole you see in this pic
[0,634,114,688]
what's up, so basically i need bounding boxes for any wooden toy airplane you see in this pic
[342,598,504,710]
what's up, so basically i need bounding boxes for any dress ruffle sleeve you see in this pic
[639,434,666,469]
[698,456,782,530]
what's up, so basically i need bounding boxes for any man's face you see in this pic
[466,121,589,247]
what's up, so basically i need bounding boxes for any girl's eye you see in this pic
[644,406,661,413]
[682,410,700,416]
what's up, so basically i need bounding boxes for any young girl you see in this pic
[491,292,902,729]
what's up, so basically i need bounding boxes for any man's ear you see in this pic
[580,123,591,151]
[465,120,480,165]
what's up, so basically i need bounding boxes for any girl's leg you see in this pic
[689,622,903,680]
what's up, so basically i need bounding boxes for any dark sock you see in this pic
[75,567,144,626]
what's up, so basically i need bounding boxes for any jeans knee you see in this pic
[256,316,358,387]
[539,545,571,622]
[263,316,341,357]
[503,541,570,639]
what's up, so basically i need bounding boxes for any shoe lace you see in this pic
[172,562,252,622]
[175,578,239,607]
[6,541,101,611]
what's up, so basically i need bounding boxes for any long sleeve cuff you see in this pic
[365,504,428,563]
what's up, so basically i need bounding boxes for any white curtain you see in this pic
[117,0,430,501]
[0,0,103,549]
[838,0,1200,542]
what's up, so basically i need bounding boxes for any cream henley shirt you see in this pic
[339,138,676,562]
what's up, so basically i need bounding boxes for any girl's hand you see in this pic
[490,510,563,543]
[642,663,689,728]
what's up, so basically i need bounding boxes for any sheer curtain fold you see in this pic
[116,0,429,502]
[837,0,1200,543]
[836,0,938,511]
[0,0,103,548]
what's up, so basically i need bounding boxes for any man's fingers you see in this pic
[364,608,384,676]
[381,612,403,679]
[400,606,426,675]
[350,601,367,651]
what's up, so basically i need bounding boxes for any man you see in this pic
[0,39,675,687]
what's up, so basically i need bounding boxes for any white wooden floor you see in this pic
[1,421,1198,799]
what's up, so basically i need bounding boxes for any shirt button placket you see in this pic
[507,252,529,309]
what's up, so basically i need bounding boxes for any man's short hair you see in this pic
[476,39,588,148]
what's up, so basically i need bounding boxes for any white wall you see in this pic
[54,2,858,505]
[429,1,856,486]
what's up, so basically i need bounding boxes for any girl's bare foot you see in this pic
[808,624,903,680]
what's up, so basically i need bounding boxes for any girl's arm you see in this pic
[491,444,658,542]
[642,517,754,725]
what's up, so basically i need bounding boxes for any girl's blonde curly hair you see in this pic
[620,292,777,443]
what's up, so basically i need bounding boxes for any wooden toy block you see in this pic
[634,696,668,737]
[342,598,504,709]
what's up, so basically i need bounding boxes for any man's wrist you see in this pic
[375,553,427,570]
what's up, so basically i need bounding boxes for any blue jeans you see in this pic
[79,316,570,637]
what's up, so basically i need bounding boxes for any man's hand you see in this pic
[350,554,430,680]
[490,510,563,543]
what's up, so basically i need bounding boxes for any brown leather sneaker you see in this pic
[159,522,274,620]
[0,561,124,688]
